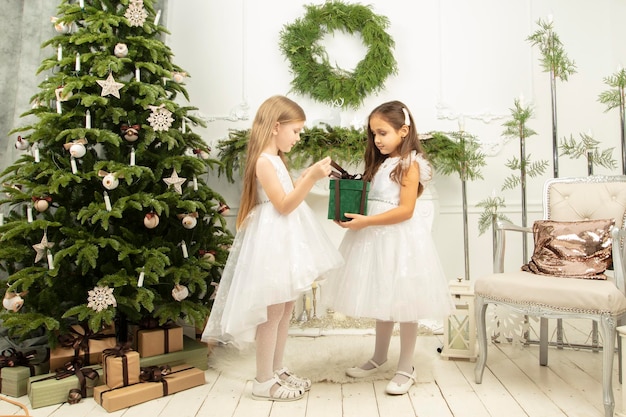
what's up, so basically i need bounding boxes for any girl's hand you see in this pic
[335,213,368,230]
[307,156,332,181]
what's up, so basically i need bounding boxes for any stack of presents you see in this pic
[0,319,209,411]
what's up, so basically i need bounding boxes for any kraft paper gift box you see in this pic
[93,364,206,412]
[49,324,117,371]
[27,366,103,409]
[102,347,140,389]
[1,363,48,398]
[128,324,184,358]
[327,178,370,222]
[139,336,209,370]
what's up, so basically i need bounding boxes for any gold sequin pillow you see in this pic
[521,219,615,279]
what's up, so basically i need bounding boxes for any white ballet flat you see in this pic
[346,359,385,378]
[385,368,416,395]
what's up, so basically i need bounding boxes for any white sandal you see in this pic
[275,367,312,391]
[252,375,305,402]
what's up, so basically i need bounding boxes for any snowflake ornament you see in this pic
[125,0,148,27]
[87,286,117,312]
[147,105,174,132]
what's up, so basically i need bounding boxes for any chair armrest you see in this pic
[612,227,626,294]
[493,220,533,273]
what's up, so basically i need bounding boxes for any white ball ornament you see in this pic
[114,43,128,58]
[201,250,216,263]
[171,71,187,83]
[102,173,119,190]
[121,124,140,142]
[143,212,160,229]
[218,202,230,216]
[69,143,86,158]
[15,136,29,150]
[3,292,25,312]
[182,215,197,229]
[172,284,189,301]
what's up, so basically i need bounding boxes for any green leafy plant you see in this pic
[216,124,368,182]
[598,67,626,174]
[527,17,577,177]
[278,1,397,109]
[559,132,617,174]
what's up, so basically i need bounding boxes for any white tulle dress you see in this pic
[202,153,343,347]
[325,152,455,322]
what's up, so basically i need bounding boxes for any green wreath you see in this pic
[279,1,397,109]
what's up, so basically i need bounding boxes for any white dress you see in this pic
[202,153,343,347]
[326,152,455,322]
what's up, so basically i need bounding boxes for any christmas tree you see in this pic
[0,0,232,344]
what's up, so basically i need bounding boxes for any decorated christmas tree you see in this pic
[0,0,232,344]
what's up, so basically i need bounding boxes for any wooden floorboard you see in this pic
[3,319,625,417]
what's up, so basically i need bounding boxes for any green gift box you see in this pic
[1,364,48,398]
[139,336,208,370]
[28,366,103,408]
[327,178,370,221]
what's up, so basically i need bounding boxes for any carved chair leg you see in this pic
[599,316,615,417]
[475,297,488,384]
[540,317,549,366]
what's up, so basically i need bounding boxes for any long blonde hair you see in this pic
[236,95,306,229]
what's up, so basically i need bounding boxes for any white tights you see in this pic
[367,320,418,383]
[255,301,295,383]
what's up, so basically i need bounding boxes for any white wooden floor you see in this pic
[1,319,624,417]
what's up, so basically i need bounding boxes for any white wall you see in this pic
[164,0,626,285]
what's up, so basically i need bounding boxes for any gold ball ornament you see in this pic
[172,284,189,301]
[34,199,50,212]
[114,43,129,58]
[143,212,159,229]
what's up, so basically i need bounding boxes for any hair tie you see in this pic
[401,107,410,126]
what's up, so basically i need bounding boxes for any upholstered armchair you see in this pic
[474,175,626,417]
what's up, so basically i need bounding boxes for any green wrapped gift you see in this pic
[327,178,370,221]
[28,366,103,408]
[1,364,48,398]
[139,336,208,370]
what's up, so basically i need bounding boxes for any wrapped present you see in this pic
[49,323,117,370]
[28,361,103,408]
[128,321,183,358]
[93,364,205,412]
[102,343,140,389]
[327,162,369,222]
[0,348,50,397]
[1,363,48,398]
[139,336,208,370]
